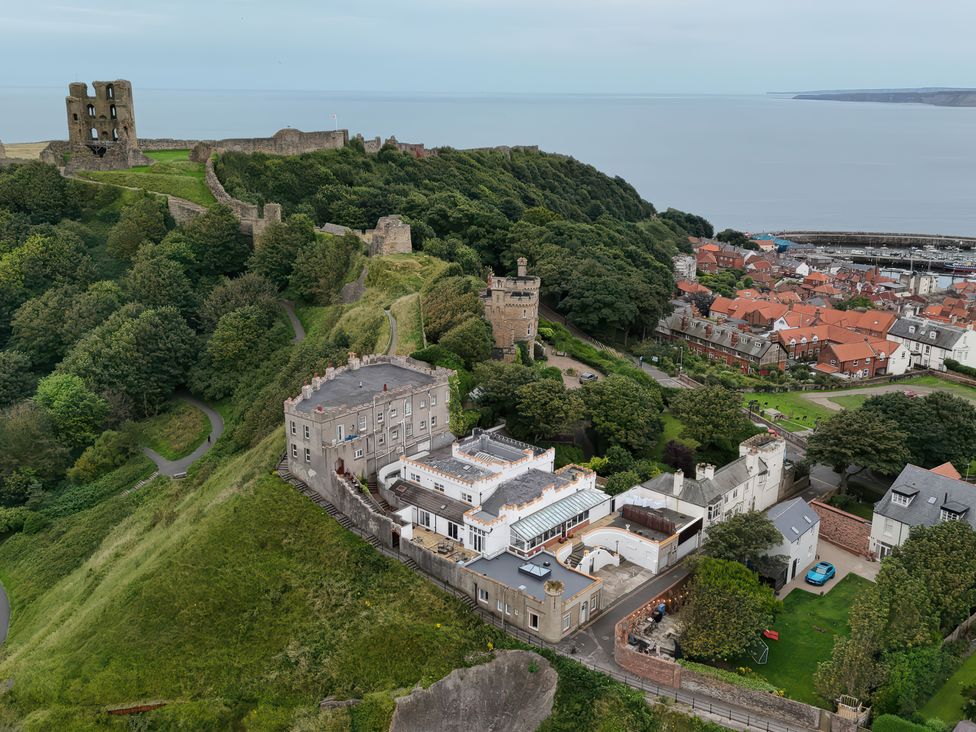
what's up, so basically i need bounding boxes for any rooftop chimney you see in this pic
[517,257,528,277]
[383,383,388,391]
[672,469,684,496]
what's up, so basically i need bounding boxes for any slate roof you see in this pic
[640,455,766,508]
[875,464,976,530]
[766,497,820,543]
[293,363,435,413]
[658,312,784,362]
[889,317,966,350]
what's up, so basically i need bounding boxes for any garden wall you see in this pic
[810,500,872,558]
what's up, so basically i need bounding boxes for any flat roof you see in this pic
[411,453,492,481]
[466,551,596,601]
[294,363,435,413]
[455,431,544,462]
[390,480,470,525]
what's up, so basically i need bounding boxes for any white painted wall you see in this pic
[769,523,820,582]
[582,528,665,573]
[869,512,912,556]
[577,547,619,575]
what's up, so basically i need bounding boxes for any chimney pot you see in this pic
[383,383,388,391]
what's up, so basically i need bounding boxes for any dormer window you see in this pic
[891,492,914,507]
[908,326,916,334]
[929,331,937,340]
[941,508,963,522]
[940,501,968,523]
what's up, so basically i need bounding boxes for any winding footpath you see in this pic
[384,309,398,355]
[141,395,224,477]
[0,580,8,645]
[279,299,306,343]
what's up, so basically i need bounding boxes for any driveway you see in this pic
[141,394,224,477]
[546,353,602,389]
[779,540,878,599]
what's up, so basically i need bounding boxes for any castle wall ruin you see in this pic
[60,80,150,172]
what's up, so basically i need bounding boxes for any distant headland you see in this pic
[789,87,976,107]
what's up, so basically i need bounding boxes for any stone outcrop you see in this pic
[390,651,557,732]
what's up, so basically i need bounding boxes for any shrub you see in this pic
[946,359,976,379]
[67,429,138,484]
[0,506,32,534]
[22,511,50,534]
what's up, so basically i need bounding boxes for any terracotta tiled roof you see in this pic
[931,462,963,480]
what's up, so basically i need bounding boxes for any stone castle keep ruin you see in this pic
[482,258,541,361]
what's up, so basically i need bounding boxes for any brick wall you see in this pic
[810,500,872,558]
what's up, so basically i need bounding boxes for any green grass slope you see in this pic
[78,150,216,207]
[0,431,716,731]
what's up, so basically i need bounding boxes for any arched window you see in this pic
[106,84,114,99]
[112,127,118,141]
[90,127,98,140]
[87,104,95,117]
[110,104,117,120]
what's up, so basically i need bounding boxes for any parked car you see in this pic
[805,561,836,586]
[578,372,598,383]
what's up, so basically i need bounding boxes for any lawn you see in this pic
[651,412,697,462]
[741,391,834,432]
[135,400,211,460]
[391,293,424,355]
[921,649,976,724]
[750,573,873,706]
[824,394,869,410]
[899,375,976,404]
[78,149,217,207]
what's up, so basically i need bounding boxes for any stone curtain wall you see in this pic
[140,138,203,151]
[810,500,872,558]
[680,670,823,729]
[167,197,208,226]
[204,156,282,238]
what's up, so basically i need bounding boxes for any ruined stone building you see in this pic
[44,80,150,171]
[365,215,412,255]
[482,257,541,360]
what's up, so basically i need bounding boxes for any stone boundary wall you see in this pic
[140,138,202,151]
[204,156,282,238]
[612,573,828,729]
[944,608,976,644]
[809,500,872,558]
[167,196,208,226]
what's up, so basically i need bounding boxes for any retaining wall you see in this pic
[809,500,872,558]
[167,196,208,226]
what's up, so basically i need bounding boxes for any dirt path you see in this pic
[806,384,942,411]
[279,299,305,343]
[385,309,398,355]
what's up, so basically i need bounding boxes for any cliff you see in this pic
[794,90,976,107]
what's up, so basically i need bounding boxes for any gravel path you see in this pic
[141,394,224,477]
[385,309,398,354]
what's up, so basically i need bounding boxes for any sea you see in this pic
[3,88,976,236]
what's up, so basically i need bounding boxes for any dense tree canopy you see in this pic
[805,408,910,491]
[701,511,786,577]
[670,385,747,447]
[580,375,663,455]
[215,146,700,339]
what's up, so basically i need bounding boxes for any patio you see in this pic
[409,526,479,562]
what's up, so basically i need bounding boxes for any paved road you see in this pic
[279,299,305,343]
[141,394,224,477]
[558,563,690,662]
[639,361,687,389]
[0,580,9,645]
[384,309,398,355]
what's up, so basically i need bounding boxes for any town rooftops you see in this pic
[659,311,783,361]
[466,550,597,601]
[889,317,967,349]
[875,464,976,529]
[766,497,820,543]
[290,357,442,414]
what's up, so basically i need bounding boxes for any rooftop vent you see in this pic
[518,563,551,579]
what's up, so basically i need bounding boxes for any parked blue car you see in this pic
[805,562,836,586]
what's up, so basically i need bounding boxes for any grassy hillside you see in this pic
[78,150,216,206]
[0,431,717,731]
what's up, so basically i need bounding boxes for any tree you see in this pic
[513,379,582,442]
[248,214,316,287]
[199,272,279,331]
[106,195,169,260]
[59,305,197,417]
[837,295,874,311]
[701,511,786,576]
[660,208,714,239]
[420,275,484,342]
[472,361,541,422]
[715,229,751,248]
[34,373,109,448]
[805,409,910,492]
[688,291,715,317]
[861,392,976,470]
[0,350,36,408]
[580,375,663,454]
[681,557,779,660]
[438,316,493,368]
[182,205,249,276]
[67,428,138,484]
[670,385,746,447]
[0,401,71,498]
[662,440,695,474]
[0,162,71,223]
[604,470,641,495]
[289,233,360,304]
[126,243,197,318]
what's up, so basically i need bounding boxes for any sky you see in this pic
[1,0,974,94]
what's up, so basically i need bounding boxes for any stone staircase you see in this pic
[276,455,380,547]
[566,544,586,569]
[367,473,395,514]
